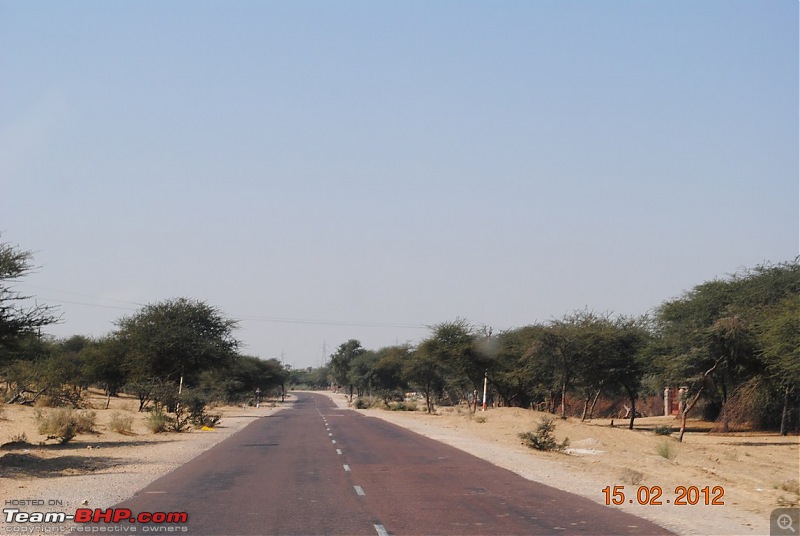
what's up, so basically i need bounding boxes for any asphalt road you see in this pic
[106,392,671,535]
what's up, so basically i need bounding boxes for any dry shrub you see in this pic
[108,412,134,434]
[34,395,58,408]
[779,479,800,495]
[36,408,96,444]
[655,440,676,460]
[619,468,644,485]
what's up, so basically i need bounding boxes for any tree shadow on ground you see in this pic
[0,451,131,478]
[1,439,176,451]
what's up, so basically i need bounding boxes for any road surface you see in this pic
[105,392,671,535]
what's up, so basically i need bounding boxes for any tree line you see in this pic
[1,238,288,413]
[291,259,798,437]
[2,237,797,436]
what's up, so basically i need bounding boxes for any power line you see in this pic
[17,284,146,307]
[19,284,432,330]
[236,314,429,329]
[31,297,139,312]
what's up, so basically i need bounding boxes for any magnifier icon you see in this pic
[778,514,796,533]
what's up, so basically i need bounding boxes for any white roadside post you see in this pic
[482,371,488,412]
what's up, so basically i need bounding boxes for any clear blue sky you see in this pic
[2,1,797,369]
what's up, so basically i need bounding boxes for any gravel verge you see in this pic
[0,403,287,533]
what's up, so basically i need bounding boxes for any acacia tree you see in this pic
[405,320,479,413]
[603,316,652,430]
[492,325,553,409]
[328,339,365,401]
[115,298,239,410]
[348,350,378,398]
[0,238,59,361]
[757,296,800,435]
[435,320,484,412]
[655,260,799,433]
[543,311,604,419]
[371,345,411,402]
[707,314,757,432]
[80,337,128,400]
[403,343,446,414]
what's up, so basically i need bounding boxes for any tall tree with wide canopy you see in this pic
[757,295,800,435]
[116,298,240,393]
[328,339,365,401]
[655,260,799,436]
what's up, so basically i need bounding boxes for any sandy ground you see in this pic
[0,390,797,536]
[0,391,288,533]
[328,393,799,536]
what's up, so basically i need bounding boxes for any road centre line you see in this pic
[336,449,342,455]
[343,464,351,472]
[354,485,365,496]
[374,524,389,536]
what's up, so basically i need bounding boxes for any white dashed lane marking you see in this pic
[374,524,389,536]
[343,464,351,472]
[354,486,365,496]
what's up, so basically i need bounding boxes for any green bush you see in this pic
[388,400,417,411]
[519,417,569,452]
[36,408,96,444]
[179,389,221,428]
[654,425,673,436]
[145,410,170,433]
